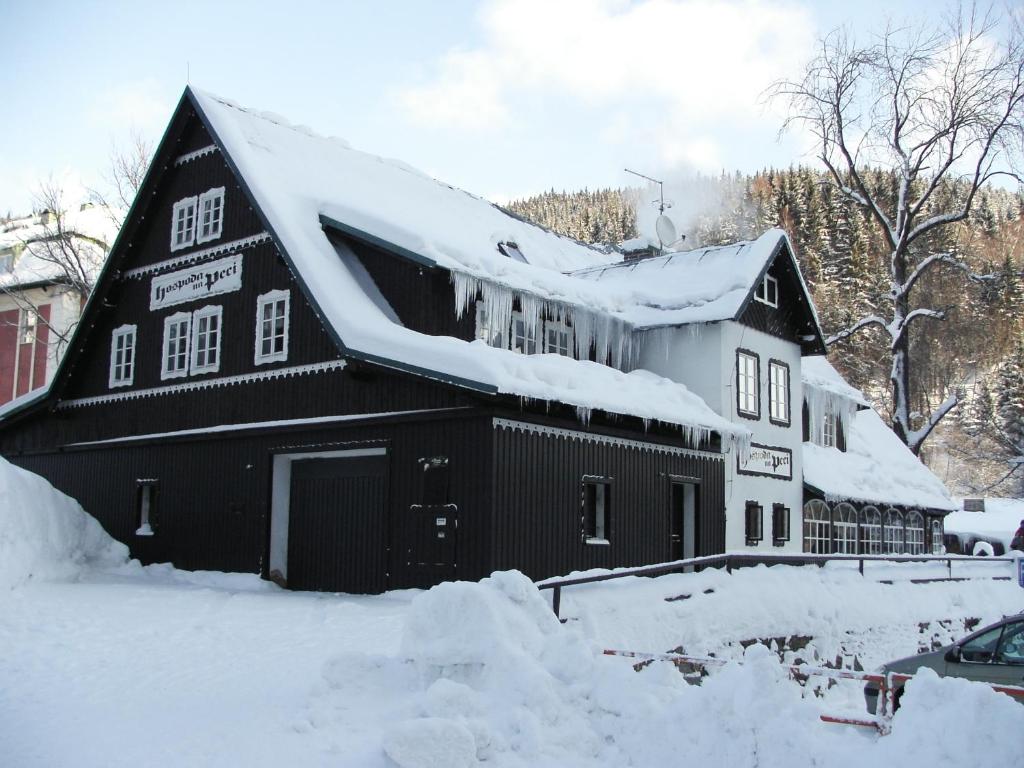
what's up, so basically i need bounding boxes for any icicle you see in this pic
[803,383,857,444]
[575,405,592,425]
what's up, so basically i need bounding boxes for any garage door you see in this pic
[286,454,389,593]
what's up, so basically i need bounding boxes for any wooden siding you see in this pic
[490,419,725,581]
[739,254,822,353]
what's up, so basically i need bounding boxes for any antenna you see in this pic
[624,168,684,254]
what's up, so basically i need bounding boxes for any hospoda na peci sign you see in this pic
[737,443,793,480]
[150,254,243,310]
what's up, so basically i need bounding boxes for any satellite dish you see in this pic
[655,214,678,248]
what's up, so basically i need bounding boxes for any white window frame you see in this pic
[802,499,831,554]
[755,273,779,307]
[196,187,225,244]
[768,360,789,425]
[109,324,137,388]
[190,305,223,375]
[931,518,944,554]
[161,311,192,380]
[822,409,837,447]
[860,506,883,555]
[736,350,759,418]
[170,196,198,251]
[510,311,538,355]
[136,480,157,537]
[905,510,925,555]
[255,289,290,365]
[884,508,905,554]
[833,502,858,554]
[582,476,611,544]
[544,319,572,357]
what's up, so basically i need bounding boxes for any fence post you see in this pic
[859,558,864,576]
[552,585,561,619]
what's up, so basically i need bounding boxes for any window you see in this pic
[582,476,611,544]
[822,409,837,448]
[136,480,157,536]
[190,305,223,375]
[860,506,882,555]
[20,309,38,344]
[171,196,198,251]
[474,304,505,348]
[196,187,225,244]
[930,518,944,554]
[803,499,831,554]
[833,502,858,554]
[996,622,1024,665]
[736,350,760,419]
[755,273,778,307]
[768,360,790,425]
[161,312,192,380]
[255,290,290,365]
[510,311,538,355]
[772,503,789,546]
[883,508,905,554]
[905,510,925,555]
[545,320,572,356]
[745,501,763,545]
[109,324,137,388]
[961,626,1003,664]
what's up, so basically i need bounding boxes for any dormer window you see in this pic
[755,274,778,307]
[171,196,198,251]
[197,187,225,244]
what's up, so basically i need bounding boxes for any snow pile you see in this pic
[310,570,1023,767]
[804,408,955,510]
[0,457,127,590]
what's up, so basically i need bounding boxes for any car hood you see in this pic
[882,645,952,675]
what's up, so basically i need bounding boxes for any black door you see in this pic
[287,455,389,593]
[670,481,698,562]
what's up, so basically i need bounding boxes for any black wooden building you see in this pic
[0,88,738,592]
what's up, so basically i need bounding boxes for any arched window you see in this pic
[906,510,925,554]
[803,500,831,554]
[930,518,944,554]
[834,502,858,554]
[860,506,882,555]
[884,508,904,554]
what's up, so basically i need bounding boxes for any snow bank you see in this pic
[311,570,1024,767]
[946,497,1024,550]
[0,457,128,590]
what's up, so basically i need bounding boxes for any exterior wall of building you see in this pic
[0,288,69,405]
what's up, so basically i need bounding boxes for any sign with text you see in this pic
[737,443,793,481]
[150,254,242,310]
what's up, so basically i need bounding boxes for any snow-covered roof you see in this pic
[801,356,870,408]
[572,229,801,328]
[187,89,745,446]
[945,498,1024,549]
[803,409,955,511]
[0,206,118,290]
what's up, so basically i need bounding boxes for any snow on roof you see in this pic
[945,498,1024,548]
[0,206,118,290]
[801,356,870,408]
[573,229,791,327]
[191,89,745,446]
[803,408,955,510]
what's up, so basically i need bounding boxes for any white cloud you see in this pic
[396,0,816,156]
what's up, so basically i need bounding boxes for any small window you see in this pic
[474,304,505,348]
[736,350,760,419]
[190,305,223,375]
[196,187,225,244]
[20,309,38,344]
[109,324,137,388]
[582,476,611,544]
[162,311,192,380]
[772,503,789,546]
[545,320,572,357]
[768,360,790,425]
[136,480,157,536]
[745,501,763,545]
[510,311,538,355]
[822,409,837,448]
[255,290,290,365]
[755,273,778,307]
[170,196,198,251]
[930,518,944,554]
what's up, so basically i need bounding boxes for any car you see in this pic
[864,612,1024,715]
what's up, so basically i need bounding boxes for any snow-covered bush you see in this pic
[0,457,128,590]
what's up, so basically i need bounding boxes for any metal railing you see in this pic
[536,552,1016,618]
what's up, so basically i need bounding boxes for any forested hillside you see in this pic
[506,169,1024,495]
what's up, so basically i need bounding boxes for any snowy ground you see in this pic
[3,457,1024,767]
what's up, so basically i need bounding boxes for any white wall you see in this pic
[639,320,804,552]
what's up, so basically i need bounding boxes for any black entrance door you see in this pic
[670,481,698,562]
[287,455,389,593]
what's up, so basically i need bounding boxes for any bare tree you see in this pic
[89,128,153,229]
[773,7,1024,454]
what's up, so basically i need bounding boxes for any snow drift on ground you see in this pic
[946,497,1024,550]
[0,457,127,590]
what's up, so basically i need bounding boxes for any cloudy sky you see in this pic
[1,0,945,216]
